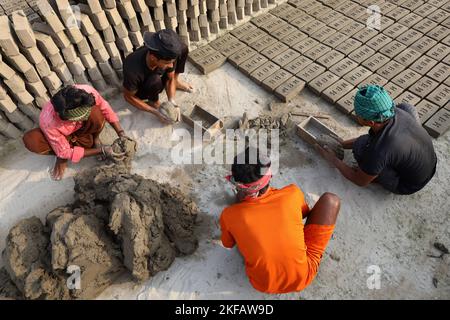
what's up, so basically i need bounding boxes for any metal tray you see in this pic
[182,105,223,140]
[296,116,341,146]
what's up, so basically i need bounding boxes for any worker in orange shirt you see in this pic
[220,147,341,293]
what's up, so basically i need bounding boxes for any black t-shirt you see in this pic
[122,46,175,100]
[358,108,437,193]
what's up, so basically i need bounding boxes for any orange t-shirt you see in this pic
[220,184,310,294]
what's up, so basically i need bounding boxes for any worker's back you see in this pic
[220,184,311,293]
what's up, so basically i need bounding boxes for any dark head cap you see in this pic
[143,29,182,60]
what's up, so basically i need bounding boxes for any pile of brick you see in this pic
[0,0,273,141]
[189,0,450,138]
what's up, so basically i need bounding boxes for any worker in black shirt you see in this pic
[122,29,192,124]
[316,84,437,195]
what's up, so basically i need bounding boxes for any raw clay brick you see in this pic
[316,50,345,69]
[261,69,293,92]
[274,76,306,102]
[308,71,340,94]
[336,88,358,114]
[272,49,301,67]
[228,46,258,67]
[359,73,389,87]
[322,78,354,103]
[343,66,372,86]
[239,53,269,75]
[191,51,227,74]
[423,108,450,138]
[249,61,280,84]
[395,91,422,106]
[329,58,359,78]
[297,62,326,83]
[427,84,450,107]
[283,56,314,75]
[249,35,278,52]
[261,41,289,60]
[384,82,405,99]
[416,99,440,124]
[410,56,439,75]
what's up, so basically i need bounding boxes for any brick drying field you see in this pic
[189,0,450,138]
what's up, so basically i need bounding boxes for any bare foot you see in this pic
[51,158,68,181]
[176,78,193,92]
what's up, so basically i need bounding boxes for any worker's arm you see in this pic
[110,121,126,137]
[328,133,355,149]
[341,138,358,149]
[316,144,378,187]
[83,147,103,157]
[165,70,177,103]
[123,88,170,124]
[219,213,236,249]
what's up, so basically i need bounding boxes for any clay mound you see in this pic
[159,183,199,255]
[74,164,199,281]
[1,217,70,300]
[0,160,199,299]
[49,212,125,299]
[110,136,137,169]
[0,268,22,300]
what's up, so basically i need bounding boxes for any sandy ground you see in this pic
[0,62,449,299]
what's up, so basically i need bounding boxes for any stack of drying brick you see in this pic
[0,0,282,141]
[177,0,190,44]
[148,0,165,31]
[0,15,40,136]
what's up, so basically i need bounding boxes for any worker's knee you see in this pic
[321,192,341,213]
[23,128,54,155]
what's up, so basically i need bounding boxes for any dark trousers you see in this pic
[352,103,420,194]
[143,43,189,102]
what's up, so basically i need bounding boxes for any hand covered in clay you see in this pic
[101,145,127,162]
[159,101,180,124]
[168,100,181,123]
[315,143,337,165]
[174,106,181,122]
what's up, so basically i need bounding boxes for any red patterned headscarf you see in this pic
[226,167,272,200]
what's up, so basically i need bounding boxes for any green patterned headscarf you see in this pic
[354,85,395,122]
[63,105,92,121]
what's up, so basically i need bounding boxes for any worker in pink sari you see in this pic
[23,84,127,180]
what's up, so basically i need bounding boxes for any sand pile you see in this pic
[0,138,199,300]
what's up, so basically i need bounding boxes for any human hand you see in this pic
[314,143,336,164]
[174,106,181,122]
[156,112,172,125]
[329,133,344,145]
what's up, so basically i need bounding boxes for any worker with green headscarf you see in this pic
[316,84,437,195]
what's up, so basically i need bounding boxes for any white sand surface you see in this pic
[0,62,449,299]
